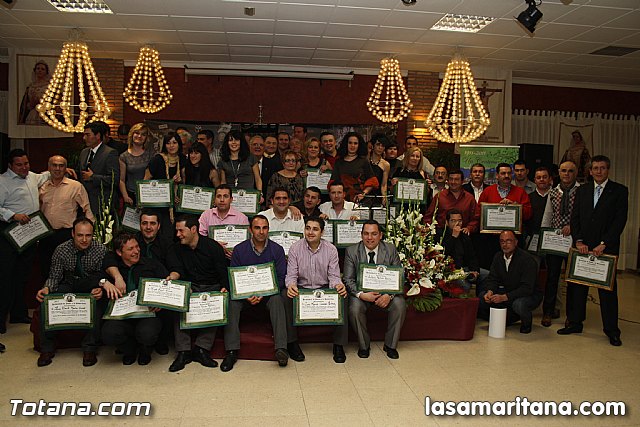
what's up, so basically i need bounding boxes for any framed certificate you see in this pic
[479,203,522,234]
[137,278,191,312]
[176,185,214,214]
[566,248,618,291]
[372,206,396,226]
[322,220,335,244]
[526,233,539,254]
[121,206,141,232]
[293,289,344,325]
[136,179,173,207]
[228,262,279,300]
[268,231,303,256]
[304,168,331,194]
[209,225,249,249]
[393,178,427,203]
[103,290,156,320]
[41,293,95,331]
[357,263,404,294]
[3,211,53,253]
[180,291,228,329]
[231,189,261,214]
[333,220,365,248]
[538,228,573,256]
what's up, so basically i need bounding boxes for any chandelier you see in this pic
[425,52,490,143]
[123,46,172,114]
[36,36,110,133]
[366,58,412,123]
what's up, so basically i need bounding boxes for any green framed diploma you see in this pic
[293,289,344,326]
[137,278,191,312]
[479,203,522,234]
[180,292,229,329]
[538,228,573,256]
[228,262,279,300]
[136,179,174,207]
[176,185,215,214]
[322,220,335,244]
[526,233,539,254]
[3,211,53,253]
[303,168,330,194]
[209,225,249,249]
[42,293,95,331]
[333,220,366,248]
[121,206,141,232]
[268,231,303,256]
[103,290,155,320]
[566,248,618,291]
[393,178,427,203]
[231,189,261,214]
[357,263,404,294]
[372,206,396,226]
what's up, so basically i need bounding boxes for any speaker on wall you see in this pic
[518,143,554,180]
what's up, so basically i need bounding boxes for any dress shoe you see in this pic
[0,323,6,334]
[275,348,289,367]
[122,353,137,365]
[155,342,169,355]
[608,335,622,347]
[357,348,370,358]
[552,309,561,319]
[37,352,55,367]
[169,351,192,372]
[82,351,97,367]
[557,324,583,335]
[332,345,346,363]
[383,345,399,359]
[0,342,5,352]
[541,314,552,327]
[520,323,532,334]
[138,348,152,366]
[192,346,218,368]
[287,342,305,362]
[220,350,238,372]
[9,316,31,324]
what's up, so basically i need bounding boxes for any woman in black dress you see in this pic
[391,146,432,209]
[183,141,218,188]
[329,132,378,203]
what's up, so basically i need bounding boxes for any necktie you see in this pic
[594,184,602,207]
[368,251,375,264]
[87,150,95,167]
[126,267,136,292]
[74,251,85,278]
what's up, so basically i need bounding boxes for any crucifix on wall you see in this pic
[478,80,503,118]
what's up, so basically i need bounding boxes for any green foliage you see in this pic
[407,288,443,312]
[425,147,458,171]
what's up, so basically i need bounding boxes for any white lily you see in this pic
[434,244,444,251]
[406,283,421,296]
[419,277,434,288]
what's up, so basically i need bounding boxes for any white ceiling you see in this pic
[1,0,640,88]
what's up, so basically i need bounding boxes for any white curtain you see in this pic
[512,110,640,270]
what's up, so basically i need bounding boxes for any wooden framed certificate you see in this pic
[137,278,191,312]
[231,189,261,214]
[333,220,365,248]
[176,185,214,214]
[357,263,404,294]
[268,231,303,256]
[42,293,95,331]
[121,206,141,232]
[228,262,279,300]
[566,248,618,291]
[103,290,156,320]
[3,211,53,253]
[393,178,427,203]
[180,291,228,329]
[136,179,173,207]
[293,289,344,326]
[526,233,539,254]
[304,168,331,194]
[479,203,522,234]
[538,228,573,256]
[209,225,249,249]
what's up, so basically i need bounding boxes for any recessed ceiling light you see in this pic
[46,0,113,13]
[431,14,495,33]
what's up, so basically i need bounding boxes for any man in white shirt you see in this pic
[258,187,305,233]
[319,182,360,220]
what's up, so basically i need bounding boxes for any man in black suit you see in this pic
[462,163,488,203]
[558,155,628,346]
[78,121,120,217]
[478,230,542,334]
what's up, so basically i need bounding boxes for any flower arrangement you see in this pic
[93,171,117,248]
[385,201,466,312]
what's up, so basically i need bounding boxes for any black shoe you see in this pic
[220,350,238,372]
[357,348,370,358]
[557,324,583,335]
[333,345,346,363]
[0,323,5,334]
[0,342,5,352]
[155,342,169,355]
[37,352,55,367]
[608,335,622,347]
[82,351,97,367]
[287,342,305,362]
[383,345,399,359]
[552,309,561,319]
[122,353,137,365]
[9,316,31,324]
[138,348,152,366]
[275,348,289,367]
[520,323,532,334]
[192,346,218,368]
[169,351,192,372]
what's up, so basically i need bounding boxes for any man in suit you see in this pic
[478,230,542,334]
[343,220,406,359]
[78,121,119,217]
[462,163,488,202]
[558,155,628,346]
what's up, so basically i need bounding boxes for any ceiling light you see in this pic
[515,0,543,36]
[46,0,113,13]
[431,14,495,33]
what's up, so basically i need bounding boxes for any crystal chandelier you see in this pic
[366,58,412,123]
[425,52,490,143]
[123,46,173,114]
[36,37,110,133]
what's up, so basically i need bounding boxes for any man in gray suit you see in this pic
[343,220,406,359]
[78,121,119,216]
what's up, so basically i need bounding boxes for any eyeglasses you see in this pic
[499,239,515,244]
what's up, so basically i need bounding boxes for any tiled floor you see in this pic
[1,273,639,426]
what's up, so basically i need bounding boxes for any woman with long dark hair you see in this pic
[183,141,218,188]
[329,132,378,202]
[217,130,262,195]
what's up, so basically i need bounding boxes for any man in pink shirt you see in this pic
[198,184,249,258]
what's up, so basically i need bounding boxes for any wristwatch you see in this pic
[99,279,107,288]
